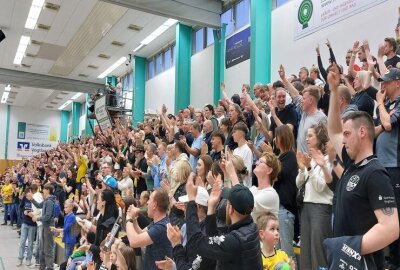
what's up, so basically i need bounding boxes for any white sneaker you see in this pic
[16,259,23,266]
[26,260,32,266]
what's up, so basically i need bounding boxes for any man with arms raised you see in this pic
[327,63,399,268]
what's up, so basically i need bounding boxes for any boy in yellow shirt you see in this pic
[1,174,13,225]
[256,212,296,270]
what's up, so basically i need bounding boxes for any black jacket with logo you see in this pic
[186,201,262,270]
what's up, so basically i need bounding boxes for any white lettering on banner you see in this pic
[294,0,388,40]
[341,243,361,261]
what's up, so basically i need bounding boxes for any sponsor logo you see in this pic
[346,175,360,191]
[341,243,361,261]
[298,0,313,29]
[17,142,30,151]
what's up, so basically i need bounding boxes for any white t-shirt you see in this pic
[118,177,133,200]
[32,192,43,226]
[233,144,253,187]
[250,186,280,222]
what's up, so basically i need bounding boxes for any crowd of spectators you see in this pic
[1,25,400,270]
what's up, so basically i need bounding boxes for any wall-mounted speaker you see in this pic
[0,30,5,43]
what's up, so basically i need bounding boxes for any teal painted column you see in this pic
[213,24,226,106]
[174,23,192,114]
[85,94,94,137]
[250,0,272,88]
[133,56,146,127]
[71,102,81,139]
[4,105,10,159]
[60,110,69,143]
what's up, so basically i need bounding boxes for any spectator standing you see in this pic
[375,68,400,269]
[327,64,399,269]
[1,173,13,225]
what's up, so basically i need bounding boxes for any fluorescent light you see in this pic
[5,85,11,92]
[1,92,9,103]
[97,57,127,79]
[137,19,178,46]
[133,43,145,52]
[13,36,31,65]
[71,93,82,100]
[25,0,45,29]
[58,100,72,110]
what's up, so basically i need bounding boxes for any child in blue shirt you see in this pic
[52,199,77,260]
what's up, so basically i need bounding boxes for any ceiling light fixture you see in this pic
[5,84,11,92]
[13,36,31,65]
[58,100,72,110]
[25,0,45,29]
[97,56,127,79]
[134,18,178,52]
[71,92,82,100]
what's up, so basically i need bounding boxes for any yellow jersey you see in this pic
[261,249,290,270]
[76,155,88,184]
[1,183,13,204]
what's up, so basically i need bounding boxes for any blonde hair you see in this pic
[356,70,371,90]
[231,155,248,182]
[256,211,278,231]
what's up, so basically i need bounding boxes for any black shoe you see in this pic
[1,223,7,225]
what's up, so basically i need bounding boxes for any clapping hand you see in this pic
[166,223,182,247]
[155,256,175,270]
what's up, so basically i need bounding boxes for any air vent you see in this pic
[6,101,13,104]
[54,97,62,100]
[22,63,32,68]
[127,24,143,31]
[44,2,60,11]
[9,91,18,94]
[98,54,110,59]
[37,24,51,31]
[87,64,98,69]
[50,101,58,105]
[46,105,54,109]
[111,41,125,47]
[26,53,37,58]
[31,40,42,45]
[60,91,69,95]
[13,85,21,89]
[78,73,89,78]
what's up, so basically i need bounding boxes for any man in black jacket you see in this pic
[185,177,263,270]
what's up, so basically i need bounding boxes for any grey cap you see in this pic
[378,68,400,82]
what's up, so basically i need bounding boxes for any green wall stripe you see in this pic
[85,94,94,137]
[60,110,69,143]
[250,0,272,88]
[213,24,226,106]
[71,102,81,139]
[133,56,146,127]
[174,23,192,114]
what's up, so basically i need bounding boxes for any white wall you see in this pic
[145,67,175,113]
[6,106,61,159]
[191,45,214,108]
[0,104,8,158]
[270,0,398,81]
[224,59,250,97]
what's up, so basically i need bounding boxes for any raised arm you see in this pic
[348,41,359,78]
[316,44,328,81]
[279,65,300,98]
[327,63,344,161]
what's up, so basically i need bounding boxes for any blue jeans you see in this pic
[9,203,18,225]
[18,223,37,261]
[33,224,43,264]
[3,203,11,223]
[64,243,75,262]
[278,206,296,258]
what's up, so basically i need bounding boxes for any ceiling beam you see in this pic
[100,0,222,28]
[0,68,104,93]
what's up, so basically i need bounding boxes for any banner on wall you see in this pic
[16,122,57,158]
[294,0,388,40]
[225,27,251,69]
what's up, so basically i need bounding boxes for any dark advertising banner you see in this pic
[225,27,251,69]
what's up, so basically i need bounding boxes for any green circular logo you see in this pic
[298,0,313,29]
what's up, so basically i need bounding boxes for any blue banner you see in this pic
[225,27,251,69]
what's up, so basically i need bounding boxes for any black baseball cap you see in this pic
[222,185,254,215]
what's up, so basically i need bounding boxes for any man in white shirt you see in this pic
[232,122,253,187]
[31,182,43,267]
[118,166,133,200]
